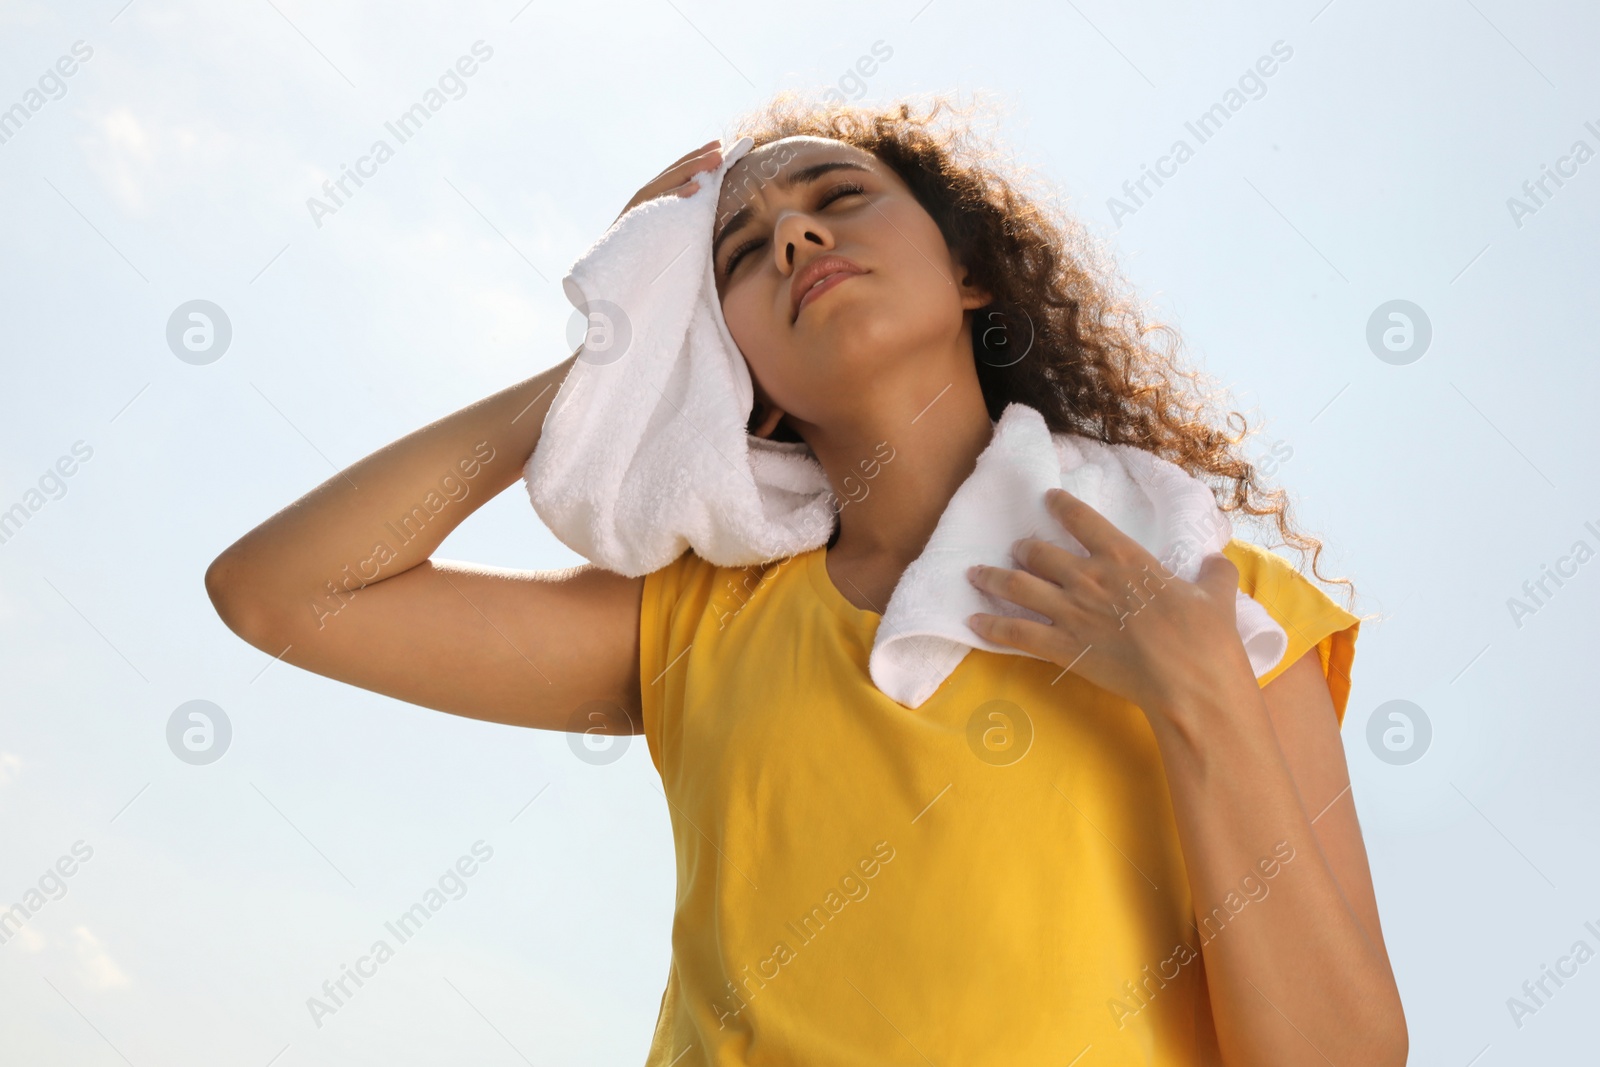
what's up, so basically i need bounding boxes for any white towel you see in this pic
[525,135,836,575]
[869,401,1286,707]
[525,134,1287,708]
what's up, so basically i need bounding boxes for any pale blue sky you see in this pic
[2,0,1596,1062]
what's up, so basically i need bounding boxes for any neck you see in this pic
[801,366,995,565]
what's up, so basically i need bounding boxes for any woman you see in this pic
[207,93,1407,1065]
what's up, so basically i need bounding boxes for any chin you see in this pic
[802,298,900,354]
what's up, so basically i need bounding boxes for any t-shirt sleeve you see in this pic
[1222,538,1363,728]
[638,549,723,779]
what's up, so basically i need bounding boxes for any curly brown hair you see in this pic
[722,89,1355,607]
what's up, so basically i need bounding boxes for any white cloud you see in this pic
[73,926,130,989]
[89,106,155,214]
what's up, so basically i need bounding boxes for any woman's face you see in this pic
[711,135,991,438]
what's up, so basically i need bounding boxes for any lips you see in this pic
[791,255,866,323]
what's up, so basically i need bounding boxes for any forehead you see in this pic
[716,136,878,210]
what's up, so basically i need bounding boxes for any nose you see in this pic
[773,211,831,274]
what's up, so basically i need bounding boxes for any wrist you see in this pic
[1142,650,1264,751]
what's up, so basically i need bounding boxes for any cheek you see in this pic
[855,263,962,351]
[721,290,786,393]
[890,214,961,299]
[721,289,772,364]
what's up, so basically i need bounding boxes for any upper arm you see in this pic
[1261,649,1393,969]
[209,555,645,734]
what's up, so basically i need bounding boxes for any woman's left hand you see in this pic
[965,487,1254,722]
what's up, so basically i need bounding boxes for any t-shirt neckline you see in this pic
[805,545,884,625]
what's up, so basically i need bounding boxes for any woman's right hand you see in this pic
[612,139,725,226]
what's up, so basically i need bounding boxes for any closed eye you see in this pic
[722,182,866,278]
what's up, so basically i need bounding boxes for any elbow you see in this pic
[1384,1016,1409,1067]
[1371,1030,1409,1067]
[1301,981,1406,1067]
[205,549,274,647]
[1365,992,1409,1067]
[204,551,232,617]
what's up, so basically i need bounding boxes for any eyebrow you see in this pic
[711,159,873,264]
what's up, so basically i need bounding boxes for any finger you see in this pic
[688,147,724,179]
[1197,551,1241,599]
[678,138,722,162]
[1046,487,1145,563]
[1009,535,1085,587]
[967,610,1072,663]
[622,163,717,221]
[647,157,720,205]
[650,143,723,186]
[655,140,721,174]
[968,563,1062,619]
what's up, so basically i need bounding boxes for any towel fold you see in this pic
[525,134,1287,707]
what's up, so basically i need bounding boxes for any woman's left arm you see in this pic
[966,488,1407,1067]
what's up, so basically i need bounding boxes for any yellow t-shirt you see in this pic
[638,537,1360,1066]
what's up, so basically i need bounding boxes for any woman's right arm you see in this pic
[204,350,644,734]
[206,138,729,734]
